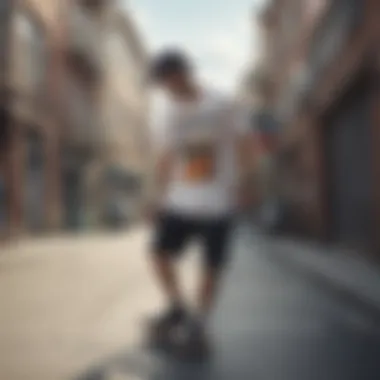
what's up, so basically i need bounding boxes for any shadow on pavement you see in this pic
[76,348,215,380]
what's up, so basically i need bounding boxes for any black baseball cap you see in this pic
[150,49,192,82]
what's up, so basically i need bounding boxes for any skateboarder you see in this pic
[147,49,253,358]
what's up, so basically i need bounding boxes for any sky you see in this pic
[123,0,267,93]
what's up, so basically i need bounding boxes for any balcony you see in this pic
[63,80,104,152]
[68,4,104,76]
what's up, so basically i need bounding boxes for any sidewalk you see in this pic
[253,229,380,319]
[0,226,204,380]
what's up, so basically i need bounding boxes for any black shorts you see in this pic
[152,212,234,270]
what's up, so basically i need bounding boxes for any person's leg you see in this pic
[152,254,183,309]
[150,213,191,320]
[197,218,232,322]
[175,218,232,357]
[198,266,221,319]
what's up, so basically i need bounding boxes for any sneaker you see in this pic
[174,318,211,361]
[147,306,187,349]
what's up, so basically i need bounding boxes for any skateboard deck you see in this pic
[145,323,211,362]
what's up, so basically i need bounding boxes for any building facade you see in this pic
[0,0,149,238]
[258,0,380,255]
[1,0,65,238]
[60,0,111,230]
[78,6,149,225]
[97,6,149,227]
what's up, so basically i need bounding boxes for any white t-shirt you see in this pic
[155,90,249,218]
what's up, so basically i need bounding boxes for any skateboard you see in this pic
[145,318,211,362]
[145,317,177,352]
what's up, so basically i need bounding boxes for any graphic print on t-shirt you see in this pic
[181,138,217,183]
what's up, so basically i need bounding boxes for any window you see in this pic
[14,11,47,95]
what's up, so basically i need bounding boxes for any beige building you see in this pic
[1,0,65,237]
[90,6,150,226]
[103,9,149,173]
[60,0,112,230]
[1,0,149,235]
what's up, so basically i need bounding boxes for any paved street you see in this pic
[0,227,379,380]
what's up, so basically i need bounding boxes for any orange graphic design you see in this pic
[182,143,216,183]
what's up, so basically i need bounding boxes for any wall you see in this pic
[4,0,65,236]
[282,0,380,248]
[102,10,148,175]
[82,7,150,226]
[258,0,380,247]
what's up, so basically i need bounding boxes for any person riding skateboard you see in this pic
[147,49,253,358]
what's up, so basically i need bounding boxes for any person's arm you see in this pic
[146,107,176,218]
